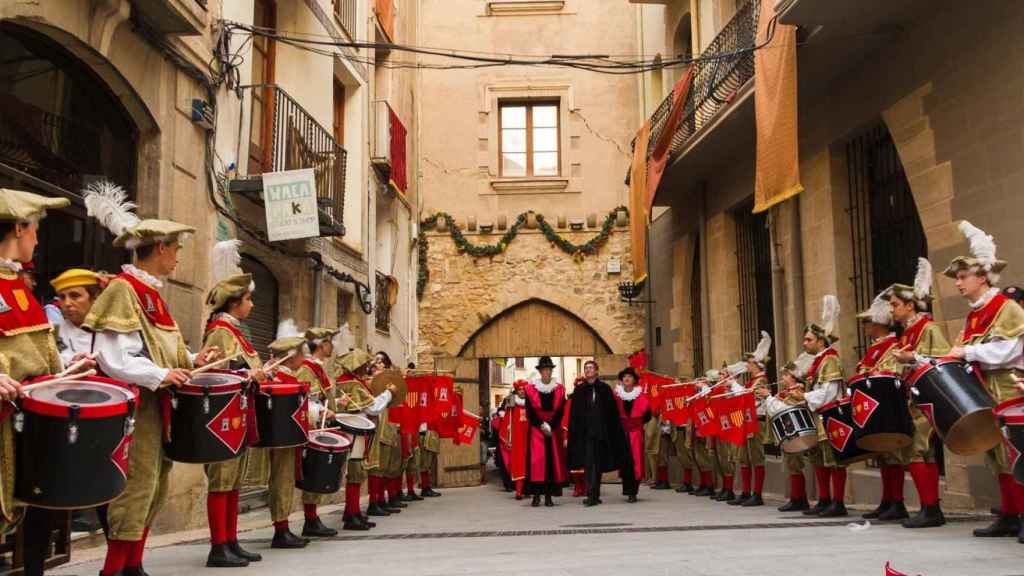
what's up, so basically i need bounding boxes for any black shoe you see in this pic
[818,501,848,518]
[403,492,424,502]
[531,495,541,507]
[741,494,764,507]
[206,543,250,568]
[302,517,338,538]
[227,541,262,562]
[675,484,695,494]
[544,495,555,507]
[992,506,1001,516]
[902,503,946,528]
[388,497,408,509]
[421,488,442,497]
[778,498,809,512]
[343,516,371,531]
[862,500,891,519]
[357,514,376,528]
[271,529,309,549]
[123,566,150,576]
[1018,521,1024,544]
[627,495,638,503]
[583,498,600,507]
[514,494,523,501]
[727,492,749,506]
[652,481,671,490]
[973,514,1020,537]
[692,485,714,497]
[366,503,392,517]
[714,490,735,502]
[877,501,910,522]
[803,499,832,516]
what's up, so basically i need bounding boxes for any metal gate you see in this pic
[846,122,928,357]
[690,237,705,376]
[734,201,777,379]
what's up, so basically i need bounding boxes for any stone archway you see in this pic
[442,285,632,358]
[457,298,612,359]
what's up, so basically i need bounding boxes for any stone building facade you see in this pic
[634,0,1024,510]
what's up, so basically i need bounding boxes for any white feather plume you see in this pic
[866,291,892,325]
[821,295,840,337]
[211,240,243,284]
[792,352,815,379]
[913,257,933,300]
[753,330,772,363]
[725,360,748,377]
[333,324,355,352]
[276,318,301,339]
[83,181,139,237]
[959,220,997,269]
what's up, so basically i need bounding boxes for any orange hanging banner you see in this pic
[628,121,651,283]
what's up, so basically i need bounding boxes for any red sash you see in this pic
[807,347,839,383]
[0,274,49,336]
[898,315,933,350]
[858,335,898,371]
[302,359,332,393]
[961,293,1008,344]
[205,319,256,356]
[118,272,177,330]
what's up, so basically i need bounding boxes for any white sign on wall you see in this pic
[263,168,321,242]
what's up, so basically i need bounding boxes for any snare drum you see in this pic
[907,359,1001,455]
[14,376,138,509]
[254,382,309,448]
[336,413,376,460]
[296,429,352,494]
[847,371,913,452]
[995,396,1024,484]
[769,405,818,453]
[164,369,249,463]
[819,398,873,465]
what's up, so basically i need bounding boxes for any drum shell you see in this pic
[14,409,130,509]
[337,416,376,460]
[995,397,1024,484]
[820,400,874,466]
[296,433,350,494]
[848,373,913,453]
[254,390,308,448]
[770,406,818,454]
[163,388,249,464]
[909,361,1001,456]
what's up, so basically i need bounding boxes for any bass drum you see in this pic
[847,371,913,452]
[163,370,250,464]
[254,382,309,448]
[14,376,137,509]
[819,398,873,465]
[907,359,1001,456]
[296,429,352,494]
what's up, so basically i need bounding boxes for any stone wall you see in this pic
[417,227,644,365]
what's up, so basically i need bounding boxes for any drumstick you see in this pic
[264,351,296,373]
[56,357,92,378]
[190,352,244,376]
[21,370,99,393]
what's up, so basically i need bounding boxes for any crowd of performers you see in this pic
[0,184,445,576]
[493,220,1024,546]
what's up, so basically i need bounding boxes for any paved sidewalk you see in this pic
[55,484,1021,576]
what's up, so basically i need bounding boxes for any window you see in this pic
[333,79,345,146]
[249,0,276,174]
[499,101,559,177]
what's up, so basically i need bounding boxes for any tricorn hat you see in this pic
[206,240,255,311]
[618,366,640,382]
[857,290,893,326]
[269,319,306,356]
[0,188,69,223]
[943,220,1006,284]
[536,356,556,370]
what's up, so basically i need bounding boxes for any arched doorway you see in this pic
[240,254,279,355]
[0,22,138,297]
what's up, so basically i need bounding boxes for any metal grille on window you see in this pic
[690,237,705,377]
[375,271,391,333]
[734,201,777,380]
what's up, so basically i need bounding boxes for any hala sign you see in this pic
[263,168,320,241]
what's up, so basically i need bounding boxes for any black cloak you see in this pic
[566,379,628,474]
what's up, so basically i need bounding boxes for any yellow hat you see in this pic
[0,188,69,222]
[205,273,254,311]
[115,219,196,250]
[50,268,100,293]
[269,336,307,355]
[305,327,340,342]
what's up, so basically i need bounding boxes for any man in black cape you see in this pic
[567,359,628,506]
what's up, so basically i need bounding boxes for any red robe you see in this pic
[525,384,567,485]
[616,393,651,480]
[504,401,529,482]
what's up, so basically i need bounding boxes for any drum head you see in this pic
[190,372,247,388]
[336,413,375,432]
[309,430,352,451]
[28,382,131,406]
[996,397,1024,424]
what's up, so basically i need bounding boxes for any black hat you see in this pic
[618,367,639,382]
[1003,286,1024,304]
[536,356,556,370]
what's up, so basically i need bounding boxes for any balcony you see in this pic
[371,100,408,195]
[333,0,359,41]
[229,84,347,237]
[133,0,208,36]
[640,0,761,205]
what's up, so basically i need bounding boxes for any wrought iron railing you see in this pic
[374,271,391,333]
[334,0,358,40]
[643,0,760,160]
[242,84,347,232]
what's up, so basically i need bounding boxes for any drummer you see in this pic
[0,189,88,576]
[759,359,812,511]
[334,350,396,529]
[942,221,1024,541]
[888,258,951,529]
[82,182,222,576]
[296,327,343,538]
[724,332,772,507]
[201,240,266,567]
[50,268,103,365]
[261,322,333,549]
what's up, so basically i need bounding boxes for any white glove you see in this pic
[541,422,552,436]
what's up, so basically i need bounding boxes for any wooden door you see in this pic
[435,357,483,488]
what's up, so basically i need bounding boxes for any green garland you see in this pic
[417,206,628,298]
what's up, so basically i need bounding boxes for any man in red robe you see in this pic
[524,357,567,507]
[615,367,652,503]
[506,380,530,499]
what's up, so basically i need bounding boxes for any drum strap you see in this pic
[245,388,260,446]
